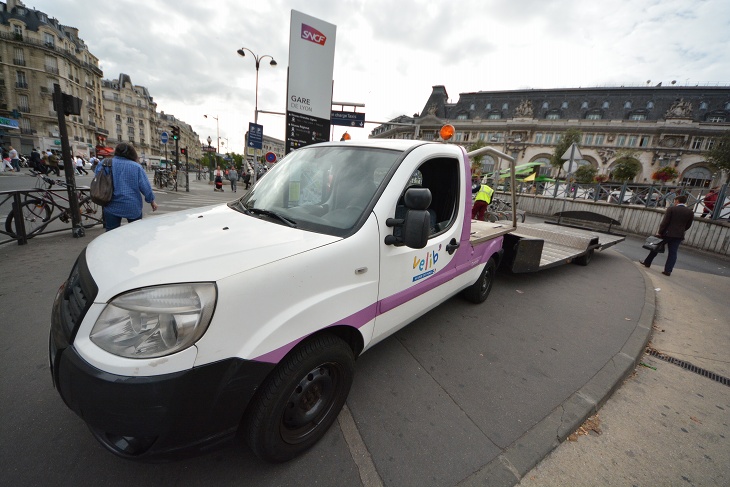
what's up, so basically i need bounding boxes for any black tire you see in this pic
[244,333,355,463]
[462,257,496,303]
[574,248,594,266]
[5,200,52,238]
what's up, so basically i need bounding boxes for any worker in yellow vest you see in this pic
[472,182,494,221]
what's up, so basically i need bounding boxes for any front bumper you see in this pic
[49,250,274,459]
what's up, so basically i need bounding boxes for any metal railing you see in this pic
[509,181,730,220]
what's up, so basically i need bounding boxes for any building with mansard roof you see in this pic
[371,85,730,188]
[0,0,105,155]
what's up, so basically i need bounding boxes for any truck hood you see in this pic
[85,204,340,302]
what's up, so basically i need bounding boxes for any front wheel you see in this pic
[462,257,496,303]
[244,333,355,463]
[5,199,53,238]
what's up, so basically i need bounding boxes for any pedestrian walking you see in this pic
[98,143,157,231]
[46,151,61,176]
[89,155,100,172]
[75,155,88,175]
[228,166,238,192]
[243,169,251,189]
[700,187,719,218]
[9,146,20,172]
[213,165,224,191]
[640,194,694,276]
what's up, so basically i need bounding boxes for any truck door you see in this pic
[371,150,465,345]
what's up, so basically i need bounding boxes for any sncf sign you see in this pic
[301,24,326,45]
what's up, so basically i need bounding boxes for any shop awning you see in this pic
[0,117,20,130]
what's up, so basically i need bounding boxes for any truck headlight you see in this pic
[90,283,216,359]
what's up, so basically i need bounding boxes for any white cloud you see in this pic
[25,0,730,151]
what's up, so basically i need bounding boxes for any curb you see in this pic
[458,258,656,487]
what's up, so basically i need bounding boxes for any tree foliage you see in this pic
[550,128,582,179]
[467,140,489,176]
[574,164,598,183]
[705,131,730,183]
[611,151,642,181]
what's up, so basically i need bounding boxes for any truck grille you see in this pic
[57,250,98,341]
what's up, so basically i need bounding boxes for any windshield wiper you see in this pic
[248,208,297,227]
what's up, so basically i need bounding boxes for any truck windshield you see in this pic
[234,145,401,236]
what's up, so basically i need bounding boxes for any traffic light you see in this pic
[181,148,187,155]
[171,125,180,140]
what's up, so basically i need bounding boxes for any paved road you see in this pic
[1,179,727,486]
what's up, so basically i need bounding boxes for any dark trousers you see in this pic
[643,237,682,274]
[472,200,488,220]
[103,210,141,231]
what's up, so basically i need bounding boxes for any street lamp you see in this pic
[236,47,277,124]
[203,114,219,153]
[207,135,214,179]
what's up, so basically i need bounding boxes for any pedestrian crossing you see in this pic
[146,189,241,217]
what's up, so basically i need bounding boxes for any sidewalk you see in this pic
[517,259,730,486]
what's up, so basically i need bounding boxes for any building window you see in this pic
[629,113,647,120]
[15,71,28,88]
[18,95,30,112]
[587,113,602,120]
[617,135,627,146]
[706,138,716,150]
[478,133,485,141]
[692,137,704,150]
[480,155,495,175]
[545,133,553,144]
[581,101,588,109]
[707,115,726,122]
[699,101,708,110]
[126,117,133,124]
[502,103,509,110]
[457,113,468,120]
[43,32,55,47]
[13,24,22,37]
[534,132,543,144]
[640,136,650,147]
[602,101,610,109]
[488,113,501,119]
[561,101,568,109]
[469,103,475,110]
[628,136,638,146]
[546,113,560,120]
[13,47,25,65]
[595,134,605,145]
[542,101,549,109]
[681,167,712,188]
[584,134,594,145]
[725,102,730,110]
[647,101,654,109]
[624,101,632,109]
[39,13,48,22]
[485,103,491,110]
[555,134,563,143]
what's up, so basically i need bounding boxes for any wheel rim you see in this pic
[480,264,494,296]
[280,362,342,445]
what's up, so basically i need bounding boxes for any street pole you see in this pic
[175,133,179,192]
[184,147,189,192]
[53,84,84,238]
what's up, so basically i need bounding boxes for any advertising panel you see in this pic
[286,10,337,154]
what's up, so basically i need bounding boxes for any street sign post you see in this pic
[265,151,277,163]
[248,123,263,150]
[161,132,169,145]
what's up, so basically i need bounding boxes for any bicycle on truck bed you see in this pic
[4,173,103,238]
[485,197,526,223]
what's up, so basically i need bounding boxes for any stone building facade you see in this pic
[0,0,105,156]
[1,0,200,163]
[371,85,730,188]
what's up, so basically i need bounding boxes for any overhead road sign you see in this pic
[331,111,365,127]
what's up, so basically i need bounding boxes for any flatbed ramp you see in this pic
[502,222,625,273]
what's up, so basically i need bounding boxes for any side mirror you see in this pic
[385,187,431,248]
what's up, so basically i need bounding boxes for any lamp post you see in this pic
[204,116,218,180]
[207,135,213,180]
[236,48,277,125]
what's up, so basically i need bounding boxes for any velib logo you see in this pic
[412,248,440,282]
[301,24,326,46]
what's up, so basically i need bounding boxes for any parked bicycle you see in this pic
[484,197,526,223]
[4,174,103,238]
[154,169,176,190]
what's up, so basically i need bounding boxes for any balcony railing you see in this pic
[15,81,29,89]
[13,58,26,66]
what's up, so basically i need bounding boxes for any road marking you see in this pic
[338,404,384,487]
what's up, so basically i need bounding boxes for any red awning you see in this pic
[95,146,114,157]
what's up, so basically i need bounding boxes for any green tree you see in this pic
[550,128,582,180]
[611,151,642,182]
[467,140,489,177]
[705,131,730,183]
[574,164,598,183]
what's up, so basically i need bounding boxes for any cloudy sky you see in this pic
[24,0,730,151]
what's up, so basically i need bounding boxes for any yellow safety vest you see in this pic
[474,184,494,204]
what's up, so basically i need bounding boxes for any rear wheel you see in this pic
[462,258,496,303]
[244,333,355,462]
[5,199,52,238]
